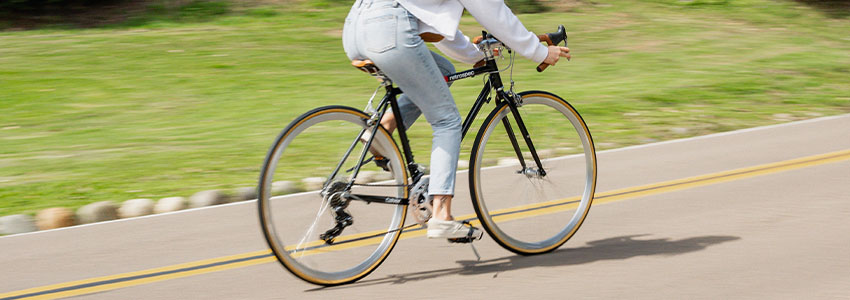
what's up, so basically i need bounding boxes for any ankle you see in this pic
[432,215,454,221]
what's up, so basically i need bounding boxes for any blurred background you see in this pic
[1,0,848,229]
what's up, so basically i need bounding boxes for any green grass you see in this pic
[1,0,849,216]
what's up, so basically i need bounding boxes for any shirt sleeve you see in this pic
[459,0,549,64]
[433,29,486,65]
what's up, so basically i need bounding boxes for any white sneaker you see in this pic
[426,218,484,240]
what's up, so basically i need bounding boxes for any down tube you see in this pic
[460,81,492,140]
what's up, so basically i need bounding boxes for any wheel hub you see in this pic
[520,167,545,179]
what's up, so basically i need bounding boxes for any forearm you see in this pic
[460,0,549,63]
[433,30,486,65]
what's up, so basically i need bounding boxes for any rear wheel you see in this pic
[469,91,596,255]
[258,106,408,285]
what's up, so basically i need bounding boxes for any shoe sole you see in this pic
[426,229,483,240]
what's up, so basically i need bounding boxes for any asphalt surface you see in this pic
[2,114,849,299]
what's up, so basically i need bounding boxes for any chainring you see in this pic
[408,177,432,226]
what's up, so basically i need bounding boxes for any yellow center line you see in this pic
[3,149,849,300]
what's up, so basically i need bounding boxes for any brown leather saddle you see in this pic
[351,59,380,74]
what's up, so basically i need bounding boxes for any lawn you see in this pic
[1,0,848,216]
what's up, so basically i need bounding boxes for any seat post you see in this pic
[384,85,416,176]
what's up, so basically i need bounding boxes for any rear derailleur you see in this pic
[319,181,353,245]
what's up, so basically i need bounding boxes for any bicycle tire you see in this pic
[258,105,408,286]
[469,91,596,255]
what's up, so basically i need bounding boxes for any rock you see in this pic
[302,177,326,191]
[498,158,521,166]
[556,147,574,154]
[772,113,793,121]
[525,149,557,160]
[597,142,617,149]
[189,190,228,208]
[118,199,154,218]
[36,207,75,230]
[457,160,469,169]
[357,171,377,183]
[235,187,257,201]
[76,201,118,224]
[155,197,187,214]
[0,214,38,235]
[374,171,394,182]
[670,127,689,134]
[271,181,300,195]
[537,149,557,159]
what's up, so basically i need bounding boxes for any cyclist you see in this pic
[342,0,571,240]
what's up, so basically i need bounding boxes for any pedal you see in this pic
[447,237,476,244]
[344,155,390,173]
[374,156,391,172]
[449,235,482,261]
[447,221,483,244]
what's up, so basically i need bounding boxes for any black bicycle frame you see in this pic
[346,55,547,206]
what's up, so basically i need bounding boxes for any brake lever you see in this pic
[537,25,569,72]
[547,25,568,47]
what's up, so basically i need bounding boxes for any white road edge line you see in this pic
[3,113,848,240]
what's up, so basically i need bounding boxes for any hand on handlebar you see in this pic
[537,25,569,72]
[474,25,568,72]
[543,46,571,66]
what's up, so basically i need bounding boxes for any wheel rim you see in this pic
[258,108,407,284]
[472,94,596,254]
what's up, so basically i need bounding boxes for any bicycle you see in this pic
[258,25,597,286]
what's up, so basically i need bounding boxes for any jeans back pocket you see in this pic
[363,13,397,54]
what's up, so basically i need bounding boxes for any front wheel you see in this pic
[469,91,597,255]
[258,106,408,286]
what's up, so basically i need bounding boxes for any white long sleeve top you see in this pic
[396,0,549,65]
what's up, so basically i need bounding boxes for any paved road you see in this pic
[2,115,849,299]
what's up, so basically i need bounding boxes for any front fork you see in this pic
[497,90,547,177]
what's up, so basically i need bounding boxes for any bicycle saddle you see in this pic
[352,59,380,74]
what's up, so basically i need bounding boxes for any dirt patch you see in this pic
[541,0,589,12]
[324,28,342,38]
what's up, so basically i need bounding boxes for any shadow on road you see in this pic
[308,234,739,291]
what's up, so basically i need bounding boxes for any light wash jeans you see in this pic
[343,0,461,196]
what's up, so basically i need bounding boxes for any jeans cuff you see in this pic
[429,191,454,197]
